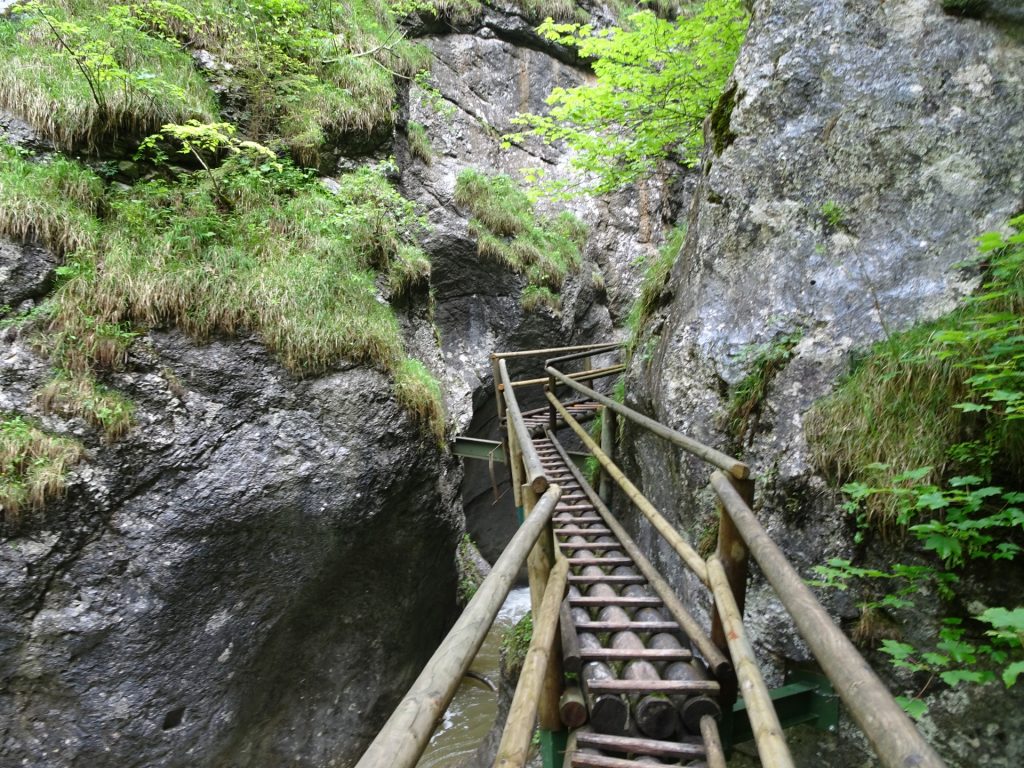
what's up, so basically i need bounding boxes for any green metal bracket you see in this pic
[515,506,524,525]
[722,668,839,749]
[451,436,506,463]
[540,729,568,768]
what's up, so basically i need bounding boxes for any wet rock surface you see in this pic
[0,330,462,767]
[619,0,1024,764]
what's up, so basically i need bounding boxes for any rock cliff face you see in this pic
[620,0,1024,764]
[0,322,462,766]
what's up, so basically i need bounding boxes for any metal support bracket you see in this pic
[540,729,568,768]
[722,668,839,749]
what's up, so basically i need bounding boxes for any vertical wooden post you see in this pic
[710,474,754,710]
[598,408,616,506]
[523,483,564,737]
[507,416,525,523]
[547,375,558,432]
[492,353,506,422]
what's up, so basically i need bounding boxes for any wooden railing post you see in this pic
[522,483,563,735]
[598,407,616,506]
[710,474,753,709]
[492,353,506,422]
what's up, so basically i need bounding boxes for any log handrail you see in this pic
[546,391,710,584]
[710,472,946,768]
[495,556,571,767]
[499,358,548,494]
[493,342,623,360]
[545,366,748,480]
[353,484,563,768]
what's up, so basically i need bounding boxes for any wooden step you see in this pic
[569,596,662,608]
[567,556,633,566]
[576,732,705,760]
[585,679,720,695]
[573,621,679,633]
[556,527,614,537]
[579,648,692,662]
[559,542,623,551]
[568,574,645,584]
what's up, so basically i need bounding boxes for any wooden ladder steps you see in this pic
[586,679,720,695]
[560,542,626,551]
[553,505,597,513]
[576,733,706,760]
[578,647,692,662]
[555,514,603,523]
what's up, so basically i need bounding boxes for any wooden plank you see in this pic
[580,648,692,662]
[567,556,632,566]
[568,575,645,584]
[573,621,679,633]
[576,732,706,759]
[586,679,720,695]
[544,430,732,684]
[571,753,687,768]
[560,542,624,550]
[569,596,662,608]
[556,527,614,537]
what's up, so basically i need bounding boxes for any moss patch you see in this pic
[709,82,737,156]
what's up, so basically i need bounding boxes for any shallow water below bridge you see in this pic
[416,587,532,768]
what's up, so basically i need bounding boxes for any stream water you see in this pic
[416,587,532,768]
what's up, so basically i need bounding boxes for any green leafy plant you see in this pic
[820,200,846,229]
[506,1,748,196]
[809,217,1024,715]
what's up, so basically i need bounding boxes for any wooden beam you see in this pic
[500,358,547,493]
[706,556,794,768]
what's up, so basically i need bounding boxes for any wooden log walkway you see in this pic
[535,430,724,768]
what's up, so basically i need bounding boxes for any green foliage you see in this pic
[455,533,483,604]
[625,225,686,351]
[38,372,136,440]
[820,200,846,229]
[0,0,217,151]
[454,169,586,311]
[501,612,534,675]
[507,1,748,196]
[725,329,802,446]
[809,217,1024,710]
[0,415,83,527]
[0,0,432,163]
[406,120,432,165]
[389,244,432,299]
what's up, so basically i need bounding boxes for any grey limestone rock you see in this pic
[620,0,1024,764]
[0,330,462,767]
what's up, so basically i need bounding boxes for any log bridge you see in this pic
[355,343,948,768]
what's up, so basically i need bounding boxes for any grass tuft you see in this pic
[0,141,103,254]
[455,169,586,311]
[0,414,83,525]
[389,245,431,299]
[407,120,432,165]
[0,1,217,152]
[394,357,445,443]
[625,225,686,351]
[38,372,136,441]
